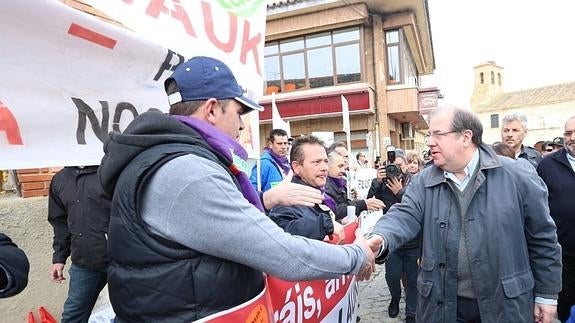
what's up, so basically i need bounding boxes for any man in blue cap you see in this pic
[99,56,375,322]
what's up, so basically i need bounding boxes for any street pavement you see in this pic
[357,265,407,323]
[357,266,562,323]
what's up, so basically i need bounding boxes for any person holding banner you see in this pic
[98,56,375,322]
[367,107,561,323]
[249,129,291,192]
[268,136,345,242]
[356,152,369,169]
[325,151,385,221]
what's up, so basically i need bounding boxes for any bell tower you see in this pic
[471,61,504,108]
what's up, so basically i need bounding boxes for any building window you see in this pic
[385,29,417,86]
[263,27,362,94]
[480,72,484,84]
[491,71,495,84]
[498,73,501,85]
[538,116,545,128]
[490,114,499,128]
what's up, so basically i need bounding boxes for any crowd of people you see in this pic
[2,56,574,323]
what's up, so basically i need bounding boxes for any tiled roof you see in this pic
[476,81,575,111]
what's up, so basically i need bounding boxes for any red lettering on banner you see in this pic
[202,1,237,53]
[142,0,262,74]
[240,19,262,76]
[146,0,197,37]
[68,23,117,49]
[0,101,23,145]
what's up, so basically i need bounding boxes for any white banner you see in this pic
[0,0,266,169]
[360,209,384,236]
[351,167,376,200]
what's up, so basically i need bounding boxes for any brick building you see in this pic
[259,0,438,158]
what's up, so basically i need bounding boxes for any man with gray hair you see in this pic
[501,112,541,167]
[325,150,384,221]
[367,106,561,322]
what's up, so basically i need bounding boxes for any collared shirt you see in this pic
[444,148,480,191]
[567,151,575,172]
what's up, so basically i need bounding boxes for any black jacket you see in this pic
[367,171,412,214]
[537,147,575,256]
[99,111,263,322]
[0,233,29,298]
[268,176,334,240]
[48,166,110,270]
[367,171,419,249]
[324,176,367,221]
[519,145,542,168]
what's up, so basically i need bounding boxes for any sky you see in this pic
[422,0,575,107]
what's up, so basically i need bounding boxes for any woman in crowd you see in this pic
[406,150,424,174]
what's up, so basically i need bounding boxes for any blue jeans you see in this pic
[61,264,108,323]
[384,247,419,317]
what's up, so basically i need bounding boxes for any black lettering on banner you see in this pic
[345,282,359,322]
[153,49,185,81]
[72,97,109,144]
[113,102,138,132]
[337,281,359,323]
[73,98,159,144]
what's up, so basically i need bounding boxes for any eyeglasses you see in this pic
[545,148,554,152]
[564,131,575,137]
[425,130,458,141]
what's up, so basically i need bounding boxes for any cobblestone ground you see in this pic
[357,266,407,323]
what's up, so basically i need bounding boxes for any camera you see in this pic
[384,146,403,180]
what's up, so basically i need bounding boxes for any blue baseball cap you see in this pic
[165,56,263,113]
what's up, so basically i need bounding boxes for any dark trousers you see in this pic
[384,247,419,317]
[558,253,575,321]
[456,296,481,323]
[61,264,108,323]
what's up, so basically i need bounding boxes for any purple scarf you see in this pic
[329,176,347,190]
[323,192,337,213]
[293,175,337,213]
[173,115,264,212]
[264,147,291,175]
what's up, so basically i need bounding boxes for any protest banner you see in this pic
[350,167,377,200]
[89,221,361,322]
[0,0,265,169]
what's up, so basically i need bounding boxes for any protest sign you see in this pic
[0,0,265,169]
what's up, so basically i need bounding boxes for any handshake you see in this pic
[352,229,386,281]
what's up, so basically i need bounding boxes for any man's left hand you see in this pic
[533,303,556,323]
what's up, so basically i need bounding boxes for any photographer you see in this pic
[367,149,418,322]
[367,148,412,213]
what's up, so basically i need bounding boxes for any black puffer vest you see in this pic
[107,142,264,322]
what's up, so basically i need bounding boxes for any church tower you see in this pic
[471,61,504,108]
